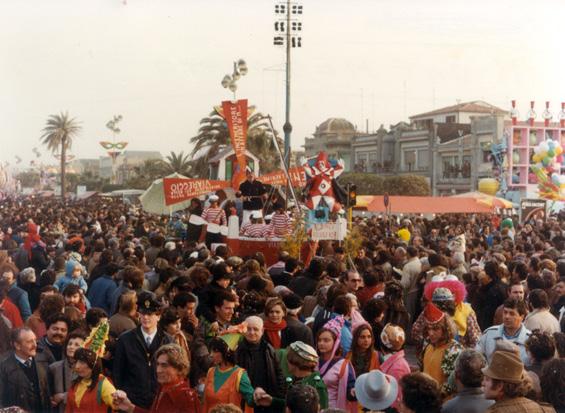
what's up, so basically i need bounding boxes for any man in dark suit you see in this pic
[239,168,267,225]
[113,291,171,409]
[0,327,51,411]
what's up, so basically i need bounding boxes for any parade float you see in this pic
[149,99,349,265]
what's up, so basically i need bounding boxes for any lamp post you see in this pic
[274,0,302,169]
[221,59,248,99]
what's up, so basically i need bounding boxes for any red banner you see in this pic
[163,178,230,206]
[259,167,307,187]
[222,99,248,188]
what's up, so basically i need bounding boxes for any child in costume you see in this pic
[65,321,116,413]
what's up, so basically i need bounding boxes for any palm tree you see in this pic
[40,112,81,200]
[189,106,283,178]
[161,151,191,176]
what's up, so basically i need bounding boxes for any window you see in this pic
[404,150,416,171]
[446,115,456,123]
[418,150,429,169]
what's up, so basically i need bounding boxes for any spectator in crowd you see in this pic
[482,349,556,412]
[235,316,285,413]
[113,291,171,409]
[112,343,201,413]
[1,267,32,320]
[49,330,87,413]
[540,358,565,413]
[476,298,531,365]
[0,327,51,411]
[286,384,320,413]
[399,372,442,413]
[524,289,561,334]
[441,349,494,413]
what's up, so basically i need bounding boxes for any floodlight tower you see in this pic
[274,1,302,169]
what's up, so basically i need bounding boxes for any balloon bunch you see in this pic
[531,139,565,200]
[532,139,564,166]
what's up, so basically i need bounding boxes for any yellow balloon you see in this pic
[478,178,499,196]
[556,146,563,155]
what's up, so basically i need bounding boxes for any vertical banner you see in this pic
[222,99,248,189]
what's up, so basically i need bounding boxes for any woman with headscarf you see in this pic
[316,316,356,412]
[379,323,410,410]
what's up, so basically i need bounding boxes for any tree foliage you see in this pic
[189,106,283,178]
[338,173,384,195]
[338,173,430,196]
[383,174,430,196]
[39,112,81,199]
[16,171,40,188]
[161,151,191,176]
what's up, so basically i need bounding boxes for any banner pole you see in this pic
[266,115,300,209]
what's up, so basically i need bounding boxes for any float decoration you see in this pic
[531,139,565,200]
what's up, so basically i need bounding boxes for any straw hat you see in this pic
[355,370,398,411]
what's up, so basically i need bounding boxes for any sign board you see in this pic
[163,178,230,206]
[260,167,306,187]
[311,222,345,241]
[520,199,546,223]
[76,185,87,196]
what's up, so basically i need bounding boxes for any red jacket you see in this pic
[1,298,23,328]
[134,379,200,413]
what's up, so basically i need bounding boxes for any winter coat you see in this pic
[113,326,172,409]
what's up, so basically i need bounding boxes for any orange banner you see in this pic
[163,177,230,206]
[222,99,248,188]
[259,167,307,187]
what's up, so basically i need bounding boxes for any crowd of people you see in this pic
[0,193,564,413]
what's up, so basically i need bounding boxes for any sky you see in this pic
[2,0,565,168]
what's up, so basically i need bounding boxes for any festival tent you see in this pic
[360,195,493,214]
[450,191,514,209]
[140,173,193,215]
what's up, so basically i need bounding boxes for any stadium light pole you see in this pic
[274,1,302,169]
[220,59,248,100]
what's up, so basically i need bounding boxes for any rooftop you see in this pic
[410,100,507,120]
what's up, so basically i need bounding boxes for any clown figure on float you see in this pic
[302,152,347,224]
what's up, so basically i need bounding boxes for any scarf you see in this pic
[263,319,287,349]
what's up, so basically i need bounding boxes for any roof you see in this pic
[410,101,507,120]
[208,147,258,163]
[316,118,356,134]
[355,195,493,213]
[436,123,472,143]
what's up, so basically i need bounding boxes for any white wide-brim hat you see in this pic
[355,370,398,411]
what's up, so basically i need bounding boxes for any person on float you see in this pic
[201,194,227,248]
[112,343,200,413]
[239,168,267,226]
